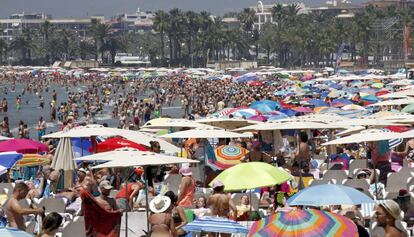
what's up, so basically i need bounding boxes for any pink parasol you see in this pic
[0,139,49,154]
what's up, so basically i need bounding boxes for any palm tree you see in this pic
[10,29,36,65]
[0,39,7,64]
[90,20,111,62]
[153,10,168,64]
[103,36,126,64]
[40,20,53,63]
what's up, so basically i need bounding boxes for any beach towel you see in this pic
[81,190,122,237]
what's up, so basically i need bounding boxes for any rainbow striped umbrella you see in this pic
[248,209,357,237]
[15,154,49,167]
[212,145,248,170]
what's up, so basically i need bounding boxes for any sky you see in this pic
[0,0,364,18]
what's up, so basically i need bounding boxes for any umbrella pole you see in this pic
[144,166,150,234]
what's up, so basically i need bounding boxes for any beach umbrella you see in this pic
[196,118,258,130]
[248,209,357,237]
[266,112,289,121]
[341,104,366,111]
[331,98,352,107]
[248,115,268,122]
[308,99,328,107]
[232,108,262,119]
[0,152,23,174]
[0,139,48,154]
[211,145,248,170]
[43,124,118,138]
[234,121,344,132]
[77,148,199,168]
[250,100,280,113]
[368,98,414,107]
[402,103,414,113]
[279,108,297,117]
[51,138,75,171]
[287,184,374,206]
[15,154,49,167]
[182,216,248,234]
[143,119,208,129]
[361,94,378,103]
[0,227,33,237]
[371,82,384,88]
[291,106,313,113]
[209,162,292,191]
[322,129,401,145]
[161,128,252,139]
[109,129,181,154]
[93,137,149,153]
[334,118,401,127]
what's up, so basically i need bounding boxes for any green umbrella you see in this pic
[209,162,292,191]
[402,103,414,113]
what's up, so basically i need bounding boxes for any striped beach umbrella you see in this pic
[212,145,248,170]
[248,209,357,237]
[182,216,248,234]
[15,154,49,167]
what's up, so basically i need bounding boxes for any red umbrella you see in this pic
[92,137,149,153]
[292,106,313,113]
[0,139,49,154]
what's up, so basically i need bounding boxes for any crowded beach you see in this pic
[0,66,413,236]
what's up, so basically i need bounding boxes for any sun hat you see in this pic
[211,180,224,189]
[99,180,113,190]
[149,195,171,214]
[378,199,409,237]
[378,199,401,220]
[179,166,192,176]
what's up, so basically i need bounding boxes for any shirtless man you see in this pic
[207,180,236,218]
[95,180,120,212]
[207,181,236,237]
[6,183,44,230]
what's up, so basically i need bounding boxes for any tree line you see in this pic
[0,4,413,67]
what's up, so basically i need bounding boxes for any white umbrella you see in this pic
[234,121,345,132]
[322,129,401,145]
[395,130,414,139]
[108,129,180,154]
[74,148,199,168]
[161,128,252,139]
[143,119,207,129]
[334,118,402,127]
[51,138,75,188]
[196,118,259,130]
[367,98,414,107]
[336,126,366,137]
[43,124,117,138]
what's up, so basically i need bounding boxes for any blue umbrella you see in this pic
[182,216,248,234]
[308,99,328,107]
[0,228,33,237]
[234,73,257,83]
[250,100,280,113]
[266,112,289,121]
[0,152,23,169]
[279,108,297,117]
[288,184,374,206]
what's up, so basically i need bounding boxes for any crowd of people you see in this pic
[0,70,413,237]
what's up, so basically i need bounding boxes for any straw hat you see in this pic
[149,195,171,213]
[378,199,401,220]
